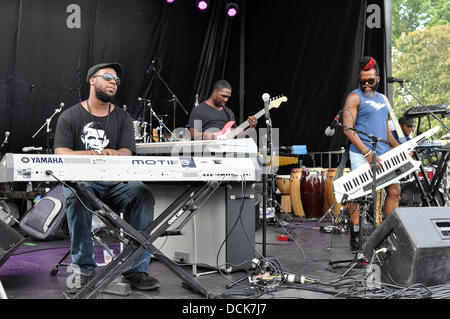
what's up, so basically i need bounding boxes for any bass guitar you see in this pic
[214,95,287,139]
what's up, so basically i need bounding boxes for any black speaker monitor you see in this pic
[363,206,450,287]
[0,220,25,268]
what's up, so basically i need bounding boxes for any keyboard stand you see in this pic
[413,148,449,206]
[68,181,222,299]
[427,148,449,203]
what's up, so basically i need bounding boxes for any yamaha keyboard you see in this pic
[332,126,440,203]
[0,154,257,183]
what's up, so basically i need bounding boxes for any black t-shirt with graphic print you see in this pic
[53,103,136,154]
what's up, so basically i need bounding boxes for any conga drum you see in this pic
[289,168,305,217]
[300,168,325,219]
[276,175,291,213]
[326,168,351,216]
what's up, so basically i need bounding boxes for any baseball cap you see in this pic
[398,116,415,126]
[86,62,123,83]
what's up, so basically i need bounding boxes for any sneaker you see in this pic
[121,272,160,291]
[65,272,96,295]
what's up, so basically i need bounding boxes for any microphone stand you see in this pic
[148,65,189,131]
[151,111,177,142]
[262,97,274,258]
[32,103,64,154]
[146,101,153,143]
[338,123,390,244]
[0,132,9,158]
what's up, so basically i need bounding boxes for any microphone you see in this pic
[324,110,343,137]
[1,131,10,147]
[138,97,151,102]
[22,146,43,152]
[194,94,199,107]
[387,77,410,83]
[147,58,157,72]
[122,105,127,111]
[56,102,64,113]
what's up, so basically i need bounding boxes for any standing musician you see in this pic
[342,56,402,251]
[53,62,160,295]
[187,80,257,140]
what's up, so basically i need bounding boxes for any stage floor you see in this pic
[1,216,448,302]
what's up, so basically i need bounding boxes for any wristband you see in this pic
[364,151,373,158]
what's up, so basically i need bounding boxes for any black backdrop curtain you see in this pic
[0,0,389,156]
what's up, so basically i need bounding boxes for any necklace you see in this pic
[86,99,111,132]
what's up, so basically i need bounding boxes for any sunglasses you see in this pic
[93,73,121,86]
[359,78,376,85]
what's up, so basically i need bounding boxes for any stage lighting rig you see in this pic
[195,0,209,11]
[226,2,238,17]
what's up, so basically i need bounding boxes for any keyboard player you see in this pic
[392,116,415,144]
[342,56,402,252]
[53,62,160,295]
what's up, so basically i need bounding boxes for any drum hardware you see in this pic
[272,200,293,222]
[141,121,148,142]
[151,110,177,142]
[31,102,64,154]
[133,120,143,142]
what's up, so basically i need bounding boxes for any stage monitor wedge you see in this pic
[0,220,26,268]
[363,206,450,287]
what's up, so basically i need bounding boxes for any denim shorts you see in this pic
[349,151,367,170]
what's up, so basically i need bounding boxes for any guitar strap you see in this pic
[222,106,235,126]
[380,93,405,141]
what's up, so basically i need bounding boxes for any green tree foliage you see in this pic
[392,0,450,42]
[391,2,449,139]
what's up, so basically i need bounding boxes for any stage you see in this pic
[1,215,449,301]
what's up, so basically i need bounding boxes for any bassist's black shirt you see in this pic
[186,102,235,132]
